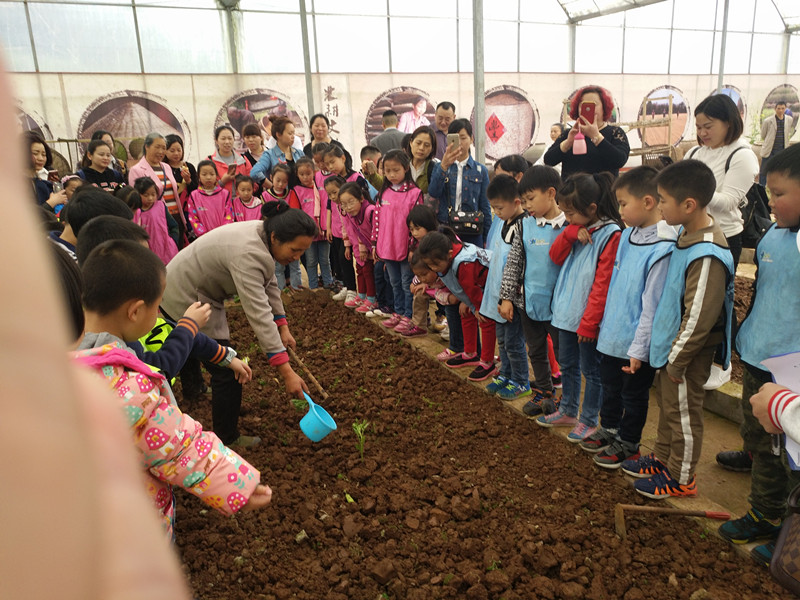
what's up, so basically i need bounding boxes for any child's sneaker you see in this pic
[521,388,551,417]
[432,316,447,332]
[718,508,782,544]
[552,372,563,389]
[445,353,481,369]
[497,380,532,400]
[579,427,617,453]
[344,292,361,307]
[751,542,776,567]
[621,452,666,478]
[394,316,412,333]
[436,348,458,362]
[440,326,450,340]
[594,440,640,469]
[535,411,578,428]
[467,361,498,382]
[634,470,697,499]
[401,324,427,337]
[381,313,402,328]
[355,301,376,314]
[486,375,509,394]
[567,423,597,443]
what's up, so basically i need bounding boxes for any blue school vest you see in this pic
[596,227,675,360]
[522,217,562,322]
[550,223,620,333]
[737,224,800,368]
[479,221,513,323]
[649,239,734,370]
[438,243,492,311]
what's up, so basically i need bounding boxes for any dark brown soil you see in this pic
[732,276,754,385]
[174,291,782,600]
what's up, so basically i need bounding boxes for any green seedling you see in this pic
[352,419,370,461]
[290,397,308,412]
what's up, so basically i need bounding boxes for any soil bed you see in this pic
[175,291,780,600]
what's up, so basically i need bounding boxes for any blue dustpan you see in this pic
[299,392,337,442]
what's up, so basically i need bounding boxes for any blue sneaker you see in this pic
[621,453,666,478]
[719,508,782,544]
[497,380,532,401]
[485,375,508,395]
[634,470,697,499]
[751,542,775,567]
[522,388,553,417]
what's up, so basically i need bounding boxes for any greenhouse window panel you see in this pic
[773,0,800,32]
[557,0,666,23]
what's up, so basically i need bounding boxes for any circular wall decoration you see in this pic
[713,85,747,121]
[215,89,309,153]
[760,84,798,140]
[77,90,191,165]
[364,87,435,144]
[637,85,690,147]
[469,85,539,162]
[16,102,53,140]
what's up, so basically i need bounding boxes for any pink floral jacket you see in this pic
[72,342,260,538]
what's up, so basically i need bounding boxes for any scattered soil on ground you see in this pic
[174,290,780,600]
[731,276,753,385]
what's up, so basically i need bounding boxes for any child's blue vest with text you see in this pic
[522,217,562,322]
[550,223,620,333]
[479,220,514,323]
[597,227,675,360]
[438,243,492,311]
[737,224,800,368]
[649,240,734,369]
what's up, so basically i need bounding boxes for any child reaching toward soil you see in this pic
[418,229,497,382]
[72,240,271,537]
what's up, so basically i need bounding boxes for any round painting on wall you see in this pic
[215,89,309,153]
[469,85,539,162]
[77,91,190,165]
[637,85,690,147]
[364,87,435,143]
[760,84,799,140]
[713,85,746,121]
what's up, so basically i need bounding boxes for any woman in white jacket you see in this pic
[686,94,759,270]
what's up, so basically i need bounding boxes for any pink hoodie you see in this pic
[342,202,376,266]
[372,181,423,261]
[135,199,178,264]
[185,185,233,237]
[317,170,345,239]
[233,196,264,222]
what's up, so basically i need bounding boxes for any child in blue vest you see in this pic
[584,167,677,469]
[418,230,497,382]
[536,173,623,443]
[479,174,530,399]
[717,144,800,558]
[623,160,734,500]
[499,166,565,415]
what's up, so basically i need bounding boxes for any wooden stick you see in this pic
[287,347,329,400]
[614,503,730,540]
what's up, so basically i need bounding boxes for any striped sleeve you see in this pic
[769,389,799,434]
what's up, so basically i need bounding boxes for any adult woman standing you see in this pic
[208,125,250,195]
[26,131,65,211]
[81,130,127,178]
[303,113,350,162]
[128,133,182,223]
[250,116,305,186]
[164,134,197,198]
[687,94,759,270]
[241,123,265,168]
[543,86,630,179]
[161,201,314,447]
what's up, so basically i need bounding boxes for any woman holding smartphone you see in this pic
[543,86,630,179]
[208,125,251,195]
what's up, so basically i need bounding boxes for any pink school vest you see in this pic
[233,196,264,222]
[342,203,376,266]
[373,183,423,262]
[185,185,233,237]
[135,200,178,264]
[293,184,326,241]
[317,170,345,239]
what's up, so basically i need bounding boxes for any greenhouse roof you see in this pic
[556,0,667,22]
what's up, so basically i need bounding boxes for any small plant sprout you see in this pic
[290,397,308,412]
[352,419,370,461]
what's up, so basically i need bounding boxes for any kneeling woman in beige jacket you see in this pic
[161,201,315,447]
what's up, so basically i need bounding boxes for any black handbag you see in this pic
[770,483,800,596]
[449,208,484,236]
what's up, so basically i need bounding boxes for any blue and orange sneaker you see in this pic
[522,388,552,418]
[621,453,666,478]
[634,470,697,499]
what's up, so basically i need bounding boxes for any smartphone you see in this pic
[579,101,597,124]
[447,133,460,149]
[47,169,59,182]
[227,164,237,175]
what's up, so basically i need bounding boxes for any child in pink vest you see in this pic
[132,176,179,264]
[293,158,332,289]
[371,150,423,333]
[184,160,233,239]
[339,181,377,312]
[232,174,263,222]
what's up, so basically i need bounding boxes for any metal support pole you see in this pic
[568,23,576,73]
[472,0,485,164]
[224,7,240,73]
[716,0,729,93]
[299,0,316,115]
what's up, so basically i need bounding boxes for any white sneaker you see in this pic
[703,363,732,390]
[440,325,450,340]
[371,308,387,317]
[332,287,348,301]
